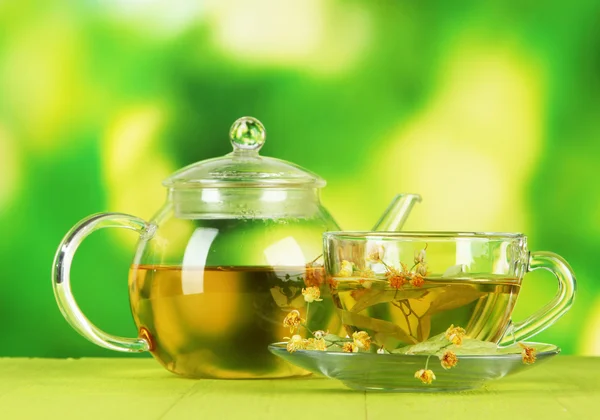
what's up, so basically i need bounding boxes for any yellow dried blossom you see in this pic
[283,309,304,333]
[286,335,306,353]
[360,279,373,289]
[366,244,384,262]
[415,262,428,277]
[307,338,327,351]
[352,331,371,350]
[302,286,323,303]
[356,268,375,279]
[445,324,467,346]
[410,273,425,288]
[386,266,408,289]
[414,246,427,264]
[303,263,324,287]
[313,330,326,340]
[338,260,354,277]
[440,350,458,369]
[519,343,537,364]
[342,342,358,353]
[414,369,436,384]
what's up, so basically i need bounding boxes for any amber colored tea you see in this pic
[128,265,335,378]
[330,276,520,349]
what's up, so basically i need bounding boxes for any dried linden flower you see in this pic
[386,266,408,289]
[519,343,537,364]
[356,268,375,279]
[313,330,326,340]
[286,335,306,353]
[342,342,358,353]
[440,350,458,369]
[302,286,322,303]
[445,324,467,346]
[310,338,327,351]
[283,310,304,334]
[303,263,323,287]
[410,273,425,288]
[415,262,428,277]
[414,369,436,385]
[414,246,427,264]
[366,244,384,262]
[360,279,373,289]
[338,260,354,277]
[352,331,371,350]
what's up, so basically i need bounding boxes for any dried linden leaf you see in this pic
[425,285,486,315]
[442,264,467,277]
[350,288,428,314]
[417,315,431,342]
[392,334,500,356]
[323,333,350,343]
[496,343,530,354]
[392,332,448,354]
[445,338,499,355]
[338,309,419,344]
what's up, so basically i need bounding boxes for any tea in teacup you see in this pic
[324,231,576,349]
[330,275,520,349]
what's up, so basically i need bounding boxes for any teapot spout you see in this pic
[371,193,422,232]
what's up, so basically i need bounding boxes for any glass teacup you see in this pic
[323,232,576,349]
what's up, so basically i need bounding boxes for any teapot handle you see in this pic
[52,213,153,353]
[499,251,576,345]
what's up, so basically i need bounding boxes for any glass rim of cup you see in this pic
[324,231,525,240]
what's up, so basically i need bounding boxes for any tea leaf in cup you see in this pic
[392,332,448,354]
[442,264,467,277]
[425,285,486,315]
[323,333,350,343]
[446,338,499,355]
[393,333,505,356]
[350,288,429,314]
[338,309,419,344]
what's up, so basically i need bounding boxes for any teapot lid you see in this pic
[163,117,326,189]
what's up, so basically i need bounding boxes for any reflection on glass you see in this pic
[182,227,219,294]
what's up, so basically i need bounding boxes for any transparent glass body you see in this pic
[52,117,342,378]
[323,232,576,350]
[129,188,340,378]
[53,187,340,379]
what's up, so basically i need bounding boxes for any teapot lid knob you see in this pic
[229,116,266,153]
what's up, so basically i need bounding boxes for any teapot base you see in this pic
[157,356,311,379]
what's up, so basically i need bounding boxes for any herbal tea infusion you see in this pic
[323,231,575,349]
[328,243,520,350]
[129,264,335,378]
[331,275,520,349]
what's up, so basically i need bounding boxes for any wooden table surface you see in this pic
[1,356,598,419]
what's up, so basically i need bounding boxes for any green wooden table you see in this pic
[1,357,598,419]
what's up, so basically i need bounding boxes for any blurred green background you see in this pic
[1,0,599,358]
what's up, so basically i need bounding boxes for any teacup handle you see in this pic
[499,251,576,345]
[52,213,153,353]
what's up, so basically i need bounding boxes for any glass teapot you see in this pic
[52,117,420,379]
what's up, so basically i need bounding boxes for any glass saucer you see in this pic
[268,342,559,392]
